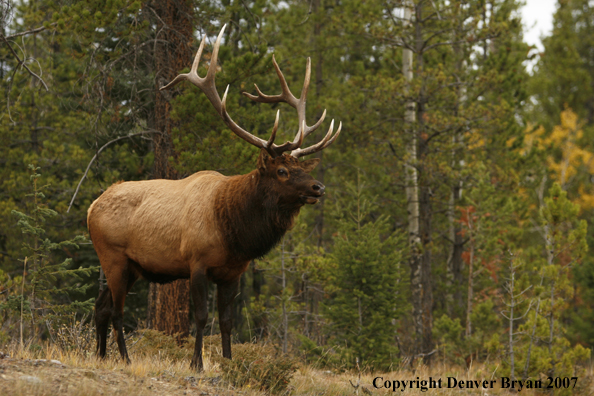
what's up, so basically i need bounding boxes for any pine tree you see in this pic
[529,0,594,129]
[9,165,94,344]
[526,0,594,351]
[327,0,529,359]
[323,174,407,370]
[518,184,590,383]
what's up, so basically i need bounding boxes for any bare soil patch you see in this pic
[0,353,236,396]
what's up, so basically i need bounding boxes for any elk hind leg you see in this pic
[95,287,113,359]
[107,264,138,364]
[217,278,240,359]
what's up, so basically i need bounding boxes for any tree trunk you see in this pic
[540,176,556,372]
[149,281,191,338]
[465,213,475,338]
[402,0,423,357]
[448,183,465,315]
[419,179,433,358]
[312,0,326,249]
[281,239,288,354]
[146,0,193,341]
[404,0,434,360]
[448,38,467,315]
[524,274,543,379]
[509,268,515,382]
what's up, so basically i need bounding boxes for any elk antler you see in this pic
[243,55,342,158]
[160,25,341,158]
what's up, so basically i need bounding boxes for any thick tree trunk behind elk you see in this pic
[146,0,193,339]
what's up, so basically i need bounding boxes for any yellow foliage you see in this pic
[521,124,545,155]
[543,108,588,186]
[576,184,594,213]
[466,129,485,150]
[522,108,594,211]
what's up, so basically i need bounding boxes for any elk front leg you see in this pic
[190,270,208,371]
[217,278,240,359]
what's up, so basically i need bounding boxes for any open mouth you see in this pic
[301,194,323,204]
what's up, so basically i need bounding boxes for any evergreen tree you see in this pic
[323,175,407,370]
[517,184,590,383]
[529,0,594,129]
[523,107,594,349]
[6,165,94,344]
[328,0,529,358]
[526,0,594,351]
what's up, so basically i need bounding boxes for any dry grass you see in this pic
[0,339,251,396]
[1,336,593,395]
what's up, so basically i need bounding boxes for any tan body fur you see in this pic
[88,171,249,284]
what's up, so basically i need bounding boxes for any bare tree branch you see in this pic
[1,34,49,91]
[6,23,56,39]
[67,131,161,213]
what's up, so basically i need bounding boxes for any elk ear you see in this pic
[257,149,270,173]
[300,158,320,173]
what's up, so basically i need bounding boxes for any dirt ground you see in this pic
[0,353,241,396]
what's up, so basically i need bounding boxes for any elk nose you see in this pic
[312,182,325,196]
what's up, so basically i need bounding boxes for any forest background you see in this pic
[1,0,594,382]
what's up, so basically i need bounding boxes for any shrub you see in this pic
[131,329,196,360]
[218,343,297,394]
[129,330,298,393]
[49,313,95,352]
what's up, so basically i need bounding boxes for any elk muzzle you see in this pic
[301,181,325,204]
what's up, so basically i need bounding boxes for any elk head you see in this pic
[256,150,325,206]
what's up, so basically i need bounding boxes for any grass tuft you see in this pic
[218,343,298,394]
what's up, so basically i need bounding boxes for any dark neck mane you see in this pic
[214,170,301,261]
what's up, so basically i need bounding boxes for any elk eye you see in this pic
[277,168,288,177]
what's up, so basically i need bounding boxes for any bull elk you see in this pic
[88,25,341,370]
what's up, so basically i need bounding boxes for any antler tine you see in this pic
[267,110,280,147]
[162,25,283,154]
[242,55,299,106]
[190,35,206,74]
[297,120,306,147]
[207,25,225,80]
[303,109,326,138]
[262,110,281,157]
[160,25,225,105]
[221,84,230,111]
[273,55,300,106]
[270,120,306,154]
[160,32,208,91]
[197,26,227,114]
[159,26,224,95]
[242,84,273,102]
[291,120,342,158]
[241,56,330,155]
[300,57,311,107]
